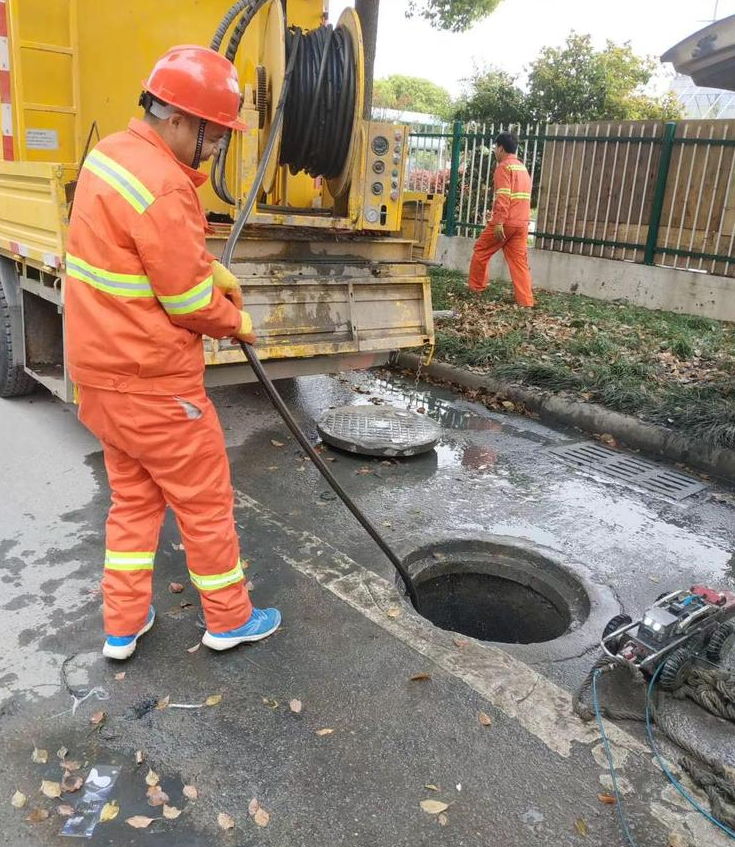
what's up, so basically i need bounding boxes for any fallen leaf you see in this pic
[183,785,198,801]
[424,784,439,792]
[168,582,184,594]
[420,799,449,815]
[410,673,432,682]
[135,750,144,765]
[262,698,279,710]
[502,400,515,410]
[575,818,588,836]
[60,761,82,777]
[382,521,392,528]
[270,439,285,448]
[115,671,126,681]
[248,798,260,816]
[56,746,68,760]
[478,711,492,727]
[41,780,61,799]
[61,774,84,793]
[289,699,303,714]
[187,643,200,654]
[667,834,690,847]
[57,804,75,817]
[126,815,155,829]
[157,696,170,710]
[11,791,27,808]
[253,807,270,827]
[316,728,334,736]
[205,694,222,707]
[356,467,371,475]
[89,710,106,726]
[100,800,119,822]
[648,574,661,584]
[218,812,235,831]
[600,433,616,447]
[326,457,337,463]
[597,794,616,805]
[31,747,48,764]
[145,769,160,787]
[147,787,169,807]
[163,805,182,820]
[26,808,50,822]
[386,607,401,618]
[438,813,449,826]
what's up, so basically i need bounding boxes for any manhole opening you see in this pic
[404,540,589,645]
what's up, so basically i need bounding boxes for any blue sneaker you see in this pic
[102,607,155,661]
[202,608,282,652]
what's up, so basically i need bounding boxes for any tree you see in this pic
[526,33,682,123]
[373,75,453,118]
[454,68,529,127]
[406,0,504,32]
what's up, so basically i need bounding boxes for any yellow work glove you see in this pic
[212,260,243,311]
[234,310,257,345]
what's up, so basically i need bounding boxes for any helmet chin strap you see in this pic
[192,119,207,170]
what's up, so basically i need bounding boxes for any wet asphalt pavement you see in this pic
[1,368,734,847]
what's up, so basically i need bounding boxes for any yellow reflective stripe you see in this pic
[66,253,155,299]
[495,188,511,195]
[158,275,213,316]
[189,560,244,592]
[83,149,155,214]
[511,192,531,199]
[105,550,155,572]
[507,165,527,171]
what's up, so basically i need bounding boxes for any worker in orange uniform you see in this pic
[66,46,281,660]
[469,132,534,307]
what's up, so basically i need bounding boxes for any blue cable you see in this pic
[644,664,735,841]
[592,668,641,847]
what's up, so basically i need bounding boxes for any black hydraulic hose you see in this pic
[237,338,421,611]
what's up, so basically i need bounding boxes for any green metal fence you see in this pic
[407,119,735,279]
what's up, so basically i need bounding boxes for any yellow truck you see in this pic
[0,0,441,400]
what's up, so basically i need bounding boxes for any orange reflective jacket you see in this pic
[487,155,532,228]
[65,119,242,394]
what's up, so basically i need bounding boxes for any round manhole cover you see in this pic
[317,405,441,458]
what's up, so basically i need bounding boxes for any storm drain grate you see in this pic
[549,441,708,500]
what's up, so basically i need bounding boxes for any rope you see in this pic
[674,667,735,721]
[572,654,647,723]
[680,758,735,830]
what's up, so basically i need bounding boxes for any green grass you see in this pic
[430,268,735,450]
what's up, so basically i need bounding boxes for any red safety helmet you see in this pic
[142,45,248,131]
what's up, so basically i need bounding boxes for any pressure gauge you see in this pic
[373,160,386,174]
[365,208,380,224]
[372,136,390,156]
[371,181,384,195]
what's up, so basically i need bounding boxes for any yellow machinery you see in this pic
[0,0,442,400]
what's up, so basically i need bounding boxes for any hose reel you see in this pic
[210,0,364,206]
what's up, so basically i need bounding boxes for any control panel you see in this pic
[359,122,407,232]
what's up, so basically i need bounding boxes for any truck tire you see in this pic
[0,264,36,398]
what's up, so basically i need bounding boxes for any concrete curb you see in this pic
[396,352,735,485]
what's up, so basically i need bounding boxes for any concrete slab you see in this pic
[1,370,734,847]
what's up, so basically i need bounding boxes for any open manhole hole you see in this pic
[403,539,590,644]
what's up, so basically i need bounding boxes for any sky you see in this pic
[336,0,735,97]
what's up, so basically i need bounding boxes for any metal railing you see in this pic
[407,119,735,279]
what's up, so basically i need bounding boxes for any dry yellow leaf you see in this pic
[41,780,62,799]
[115,671,126,681]
[56,747,68,760]
[57,804,75,817]
[386,607,401,618]
[316,728,334,736]
[135,750,144,765]
[163,805,182,820]
[478,712,492,727]
[420,799,449,815]
[270,439,285,448]
[126,815,155,829]
[289,699,303,714]
[410,673,432,682]
[61,774,84,793]
[145,769,159,787]
[218,812,235,831]
[26,808,50,822]
[156,696,170,710]
[183,785,198,801]
[11,791,26,809]
[31,747,48,764]
[424,784,439,792]
[61,760,81,772]
[100,801,119,823]
[205,694,223,707]
[575,818,588,836]
[248,798,260,816]
[597,793,616,805]
[89,710,106,726]
[253,807,270,828]
[438,813,449,826]
[147,786,169,807]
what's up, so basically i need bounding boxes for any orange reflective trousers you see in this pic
[469,225,535,307]
[78,385,252,637]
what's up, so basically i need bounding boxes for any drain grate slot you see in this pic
[550,441,707,500]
